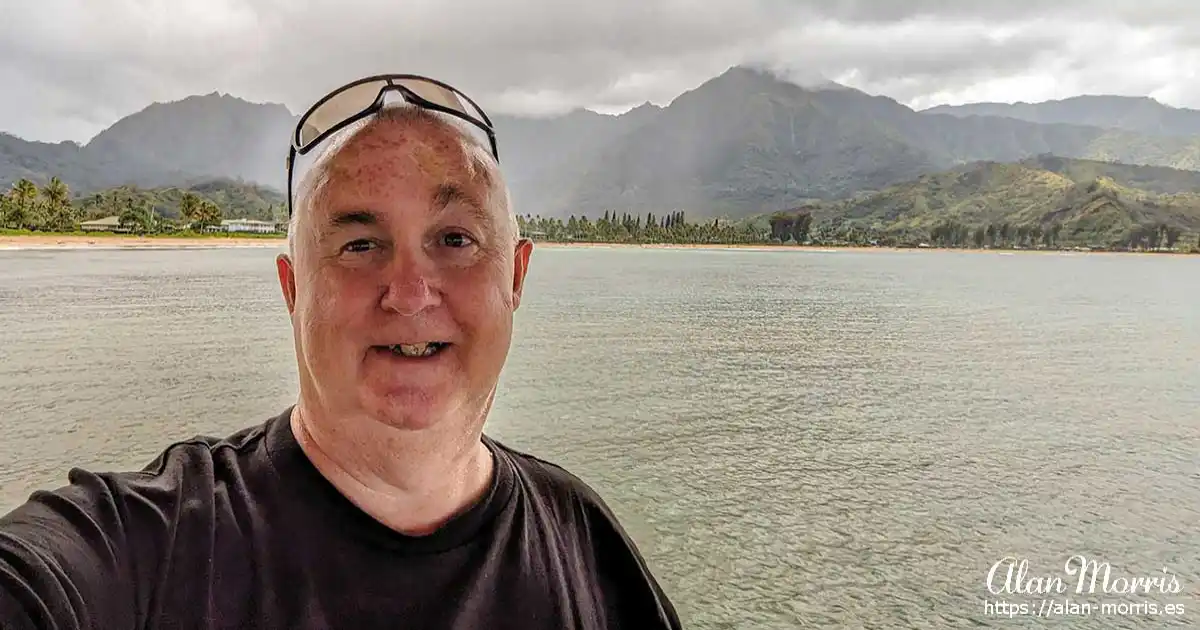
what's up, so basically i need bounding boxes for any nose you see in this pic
[379,250,441,316]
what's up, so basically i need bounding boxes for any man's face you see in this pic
[276,118,532,432]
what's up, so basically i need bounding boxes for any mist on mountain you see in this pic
[6,65,1200,224]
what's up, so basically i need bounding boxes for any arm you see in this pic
[0,466,159,630]
[0,468,143,629]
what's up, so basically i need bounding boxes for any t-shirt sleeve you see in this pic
[519,454,684,629]
[0,468,144,629]
[576,486,684,629]
[0,443,197,630]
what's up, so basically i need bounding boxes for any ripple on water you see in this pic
[3,246,1198,629]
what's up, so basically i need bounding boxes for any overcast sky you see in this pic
[3,0,1199,143]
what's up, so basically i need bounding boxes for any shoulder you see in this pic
[75,419,270,511]
[483,436,684,628]
[485,436,617,518]
[135,421,268,484]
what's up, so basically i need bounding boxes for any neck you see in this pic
[289,401,495,536]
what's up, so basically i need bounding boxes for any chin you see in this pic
[359,386,463,432]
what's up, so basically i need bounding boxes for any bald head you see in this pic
[289,103,515,254]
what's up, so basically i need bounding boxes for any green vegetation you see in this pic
[0,227,283,240]
[1,176,286,235]
[519,211,765,244]
[774,158,1200,251]
[10,156,1200,254]
[521,157,1200,253]
[519,210,1194,253]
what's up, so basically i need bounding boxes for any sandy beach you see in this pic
[0,234,287,250]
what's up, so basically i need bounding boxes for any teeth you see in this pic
[391,343,442,357]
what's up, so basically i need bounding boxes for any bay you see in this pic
[1,245,1197,628]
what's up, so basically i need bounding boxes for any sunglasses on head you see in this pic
[285,74,499,217]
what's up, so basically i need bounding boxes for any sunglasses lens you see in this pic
[296,80,388,149]
[393,78,488,126]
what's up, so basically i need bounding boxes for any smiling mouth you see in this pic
[377,342,450,358]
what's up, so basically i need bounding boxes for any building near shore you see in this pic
[205,218,280,234]
[78,216,127,233]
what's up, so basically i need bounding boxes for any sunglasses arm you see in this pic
[286,147,296,219]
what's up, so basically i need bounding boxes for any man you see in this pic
[0,74,682,629]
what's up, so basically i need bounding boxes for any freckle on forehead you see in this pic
[324,123,484,197]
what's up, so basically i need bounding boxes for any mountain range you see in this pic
[924,95,1200,137]
[766,154,1200,248]
[6,65,1200,223]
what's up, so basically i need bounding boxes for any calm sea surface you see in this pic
[1,244,1197,628]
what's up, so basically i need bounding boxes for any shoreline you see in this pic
[535,241,1197,256]
[0,234,287,250]
[1,234,1195,256]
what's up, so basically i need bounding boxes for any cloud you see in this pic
[3,0,1200,142]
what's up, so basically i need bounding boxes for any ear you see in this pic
[276,252,297,314]
[510,238,533,310]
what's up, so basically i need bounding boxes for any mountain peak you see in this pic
[110,91,294,123]
[716,64,847,92]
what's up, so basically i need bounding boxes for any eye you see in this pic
[343,239,377,253]
[441,231,476,248]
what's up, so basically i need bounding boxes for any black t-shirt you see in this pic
[0,407,682,629]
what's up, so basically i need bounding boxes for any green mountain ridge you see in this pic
[755,155,1200,249]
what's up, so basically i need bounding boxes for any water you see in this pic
[1,245,1197,628]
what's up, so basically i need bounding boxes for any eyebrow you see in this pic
[328,210,379,228]
[432,183,493,226]
[316,210,381,244]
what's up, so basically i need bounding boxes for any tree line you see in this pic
[1,176,287,235]
[521,209,1199,252]
[518,210,766,244]
[928,220,1066,249]
[0,177,77,232]
[927,219,1196,251]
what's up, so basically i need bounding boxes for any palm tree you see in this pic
[6,179,41,229]
[0,193,12,229]
[193,199,222,230]
[118,199,165,235]
[179,192,201,229]
[41,177,77,231]
[42,177,68,207]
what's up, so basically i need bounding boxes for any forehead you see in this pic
[305,118,499,222]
